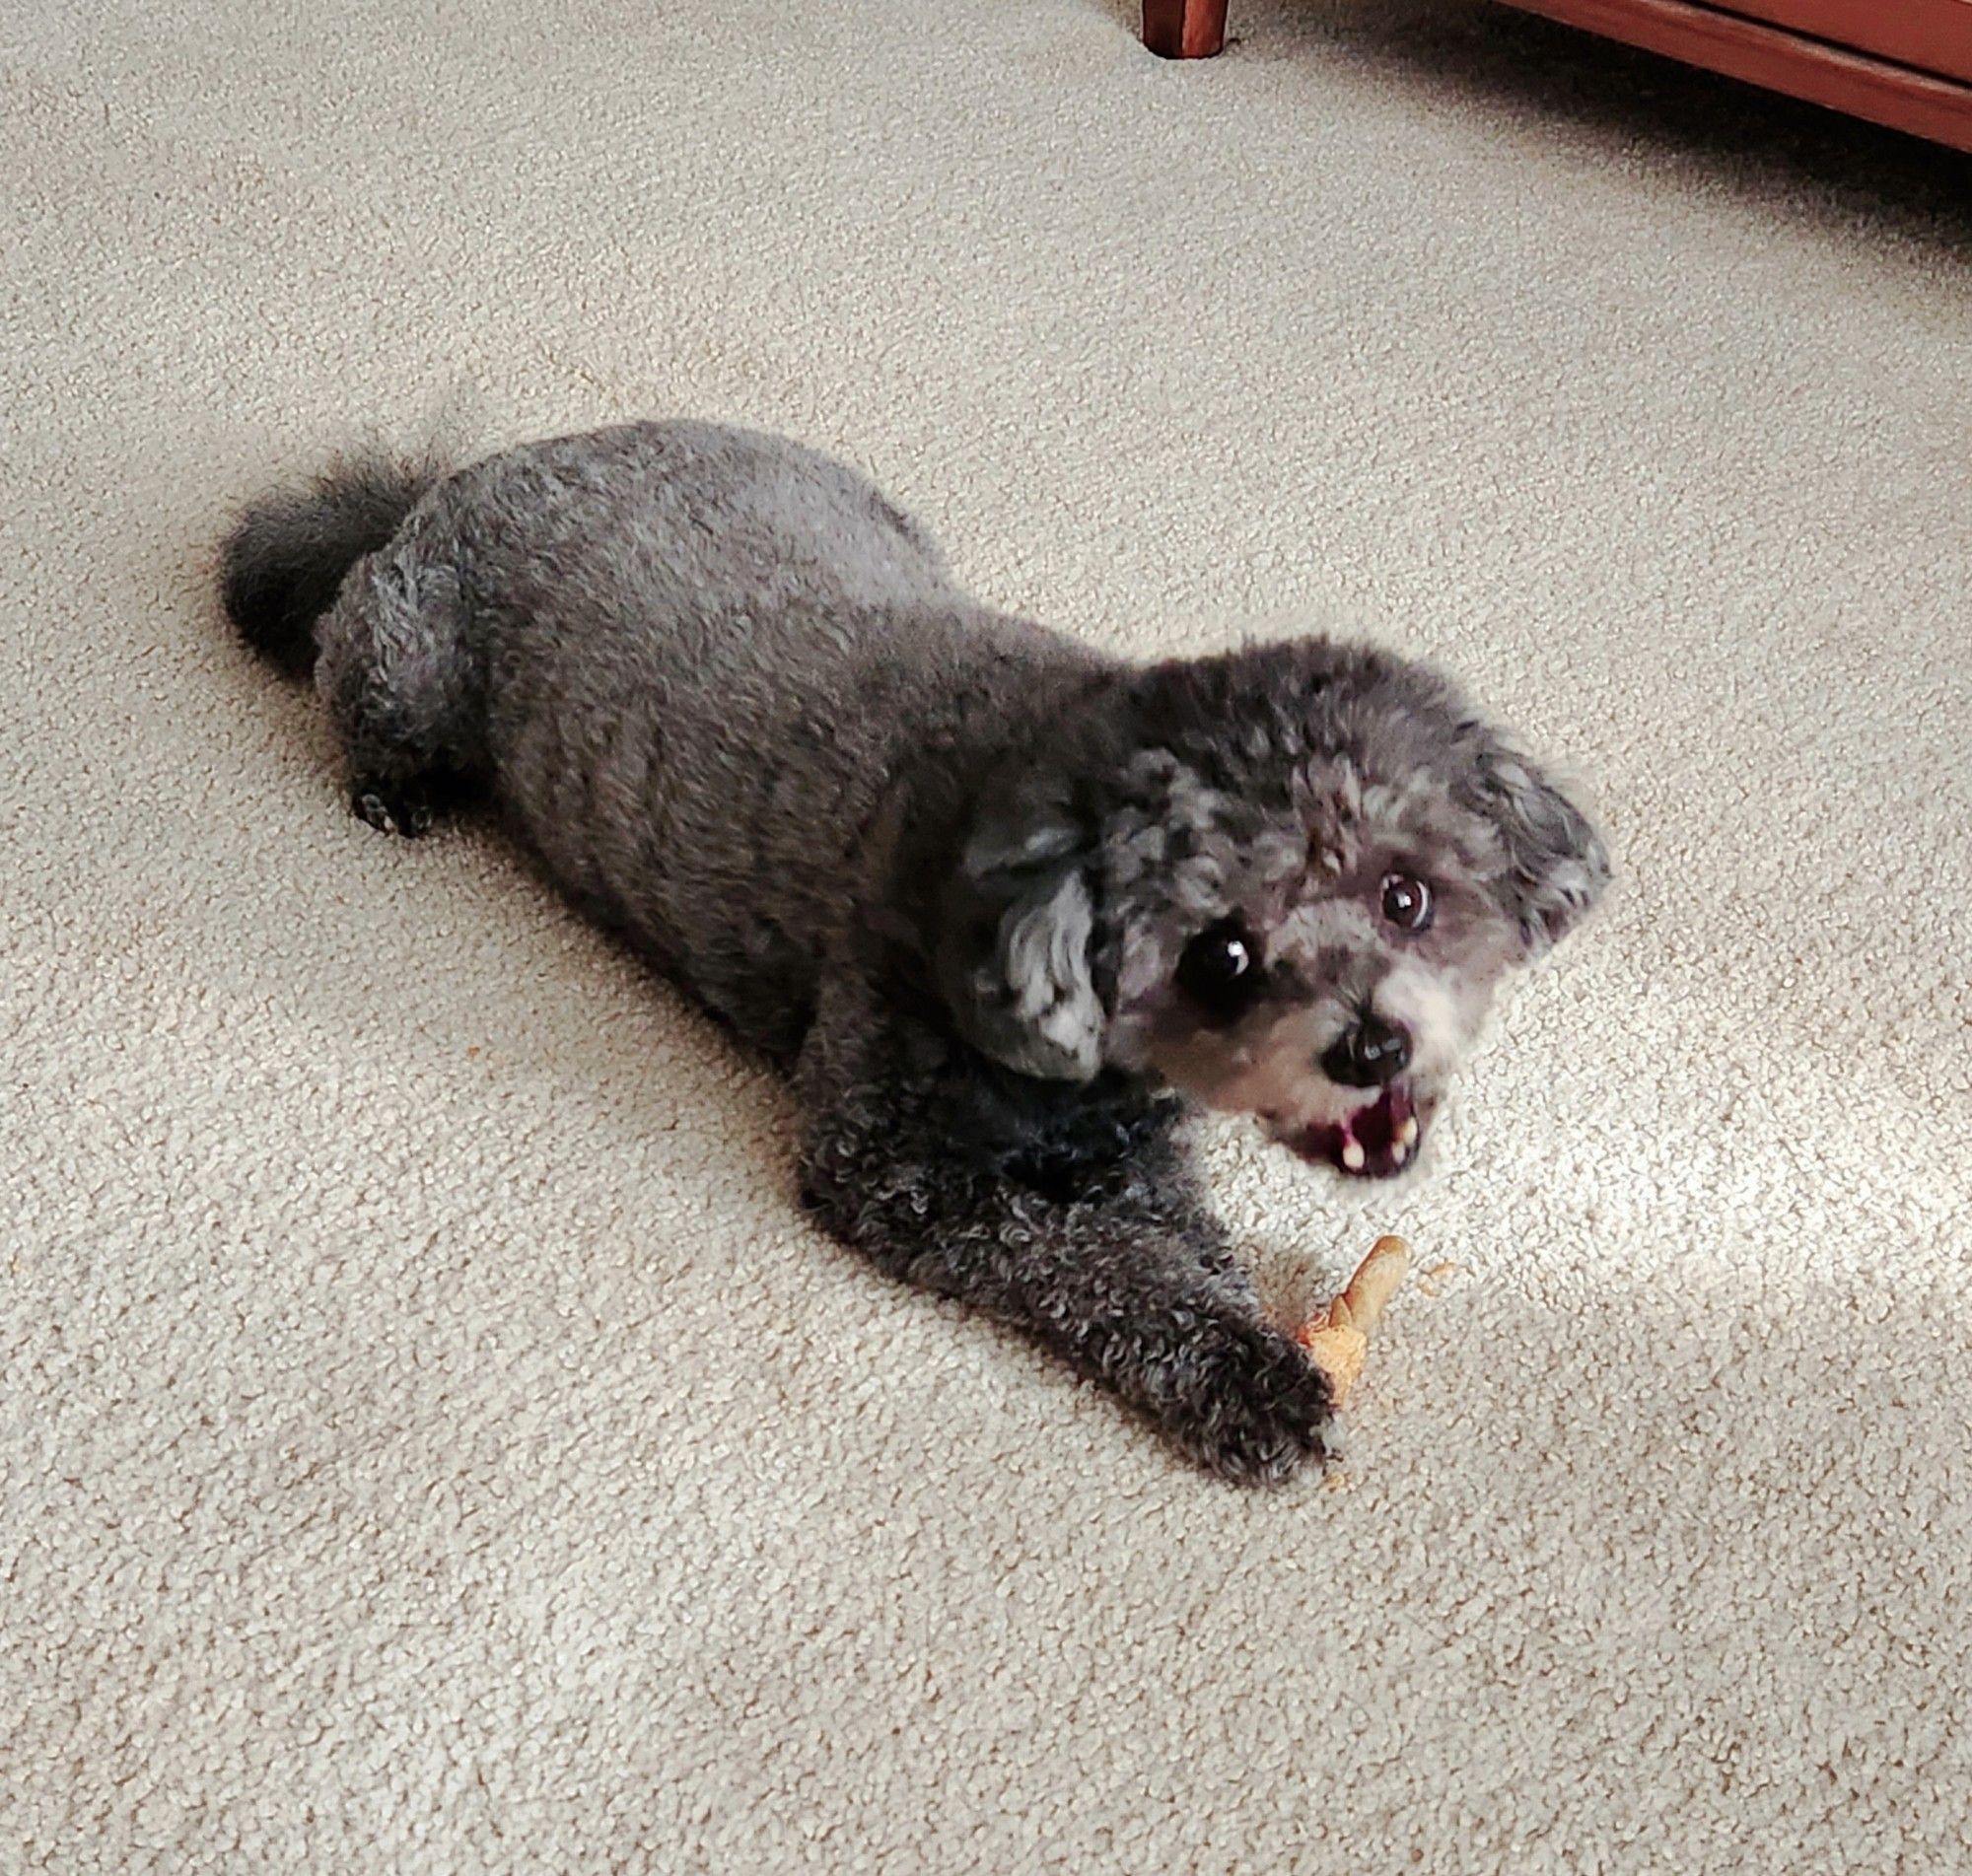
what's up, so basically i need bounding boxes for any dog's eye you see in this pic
[1380,872,1435,934]
[1176,919,1260,1018]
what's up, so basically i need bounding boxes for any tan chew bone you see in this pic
[1295,1234,1410,1407]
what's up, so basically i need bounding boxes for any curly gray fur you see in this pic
[222,419,1607,1482]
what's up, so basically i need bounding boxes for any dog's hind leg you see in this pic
[314,520,483,838]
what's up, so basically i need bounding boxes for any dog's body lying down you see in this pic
[224,420,1606,1481]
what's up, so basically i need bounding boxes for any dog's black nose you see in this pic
[1321,1014,1412,1087]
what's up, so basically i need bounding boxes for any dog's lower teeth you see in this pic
[1341,1140,1367,1171]
[1398,1116,1419,1147]
[1391,1140,1409,1165]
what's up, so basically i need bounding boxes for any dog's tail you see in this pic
[220,455,438,679]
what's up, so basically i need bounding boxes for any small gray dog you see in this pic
[223,419,1606,1482]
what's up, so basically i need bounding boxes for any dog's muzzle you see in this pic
[1319,1013,1412,1088]
[1275,1080,1425,1178]
[1270,1014,1425,1177]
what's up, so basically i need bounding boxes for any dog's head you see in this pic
[938,639,1607,1177]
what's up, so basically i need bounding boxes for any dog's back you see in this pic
[227,420,1096,1047]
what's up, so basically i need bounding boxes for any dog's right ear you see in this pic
[1470,736,1611,954]
[935,801,1106,1082]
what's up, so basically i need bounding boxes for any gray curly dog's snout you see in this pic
[1320,1012,1413,1088]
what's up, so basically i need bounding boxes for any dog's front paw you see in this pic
[1153,1315,1337,1486]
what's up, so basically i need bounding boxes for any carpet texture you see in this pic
[5,0,1970,1868]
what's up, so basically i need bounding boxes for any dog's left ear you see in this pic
[935,801,1105,1081]
[1472,737,1610,953]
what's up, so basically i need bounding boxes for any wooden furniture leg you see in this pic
[1144,0,1228,59]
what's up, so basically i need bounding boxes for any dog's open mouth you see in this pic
[1280,1083,1421,1178]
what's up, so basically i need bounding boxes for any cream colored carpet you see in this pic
[6,0,1970,1867]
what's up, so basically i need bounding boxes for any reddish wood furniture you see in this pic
[1142,0,1972,153]
[1143,0,1229,58]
